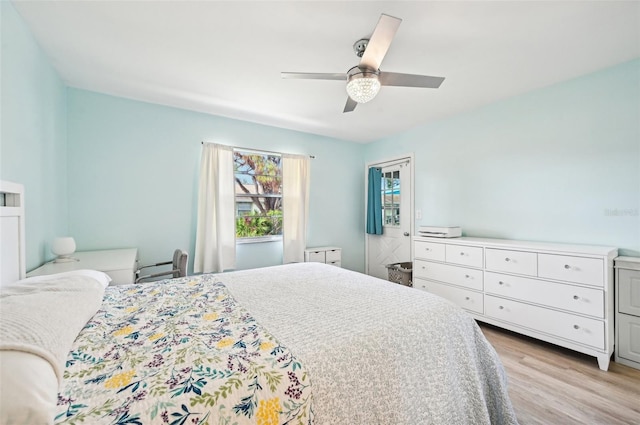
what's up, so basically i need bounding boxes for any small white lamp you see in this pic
[51,237,77,263]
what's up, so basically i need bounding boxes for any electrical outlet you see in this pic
[416,209,422,220]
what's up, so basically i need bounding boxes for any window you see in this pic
[381,170,400,226]
[233,150,283,241]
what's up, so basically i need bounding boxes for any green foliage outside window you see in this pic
[235,210,283,238]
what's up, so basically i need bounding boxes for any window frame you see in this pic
[381,169,401,228]
[233,149,283,244]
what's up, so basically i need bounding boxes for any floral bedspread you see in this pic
[55,275,313,425]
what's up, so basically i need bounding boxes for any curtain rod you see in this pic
[201,141,315,159]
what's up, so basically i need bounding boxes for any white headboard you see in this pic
[0,181,26,285]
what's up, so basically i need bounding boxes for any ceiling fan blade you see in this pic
[359,14,402,71]
[343,97,358,113]
[379,72,445,88]
[281,72,347,81]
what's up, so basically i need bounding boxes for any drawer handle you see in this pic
[504,257,511,262]
[573,325,580,330]
[422,266,426,270]
[465,296,470,301]
[499,306,504,310]
[573,295,579,300]
[465,274,470,278]
[498,281,504,285]
[425,248,431,251]
[460,252,465,256]
[564,264,571,269]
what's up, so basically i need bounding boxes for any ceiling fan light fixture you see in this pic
[346,68,381,104]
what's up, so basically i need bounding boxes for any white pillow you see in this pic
[0,269,109,424]
[12,269,112,289]
[0,351,57,425]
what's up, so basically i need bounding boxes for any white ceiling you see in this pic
[12,0,640,143]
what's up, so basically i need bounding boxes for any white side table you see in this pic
[304,247,341,267]
[615,256,640,370]
[27,248,139,285]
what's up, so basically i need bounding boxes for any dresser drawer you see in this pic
[414,278,483,314]
[414,260,483,290]
[485,272,604,318]
[485,248,537,276]
[618,269,640,316]
[414,241,445,261]
[538,254,604,287]
[325,249,341,262]
[445,244,483,268]
[306,251,325,262]
[485,295,604,349]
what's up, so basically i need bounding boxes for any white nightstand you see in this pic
[615,256,640,370]
[304,246,341,267]
[27,248,139,285]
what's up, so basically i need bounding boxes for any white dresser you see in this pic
[413,236,617,370]
[614,256,640,370]
[27,248,139,285]
[304,246,341,267]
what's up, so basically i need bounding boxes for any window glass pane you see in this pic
[393,176,400,225]
[384,177,394,206]
[391,179,396,208]
[384,208,393,225]
[234,151,282,239]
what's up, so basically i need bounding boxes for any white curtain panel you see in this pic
[194,143,236,273]
[282,154,310,264]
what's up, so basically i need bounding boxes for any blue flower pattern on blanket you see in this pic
[55,275,313,425]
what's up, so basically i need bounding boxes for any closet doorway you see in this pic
[365,156,413,280]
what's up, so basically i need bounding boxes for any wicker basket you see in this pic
[385,262,413,286]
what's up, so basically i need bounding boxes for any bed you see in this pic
[1,263,518,425]
[0,182,517,424]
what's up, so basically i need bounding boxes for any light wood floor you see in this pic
[479,323,640,425]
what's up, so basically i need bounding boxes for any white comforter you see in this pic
[220,262,518,425]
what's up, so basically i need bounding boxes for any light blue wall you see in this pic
[365,59,640,255]
[0,1,68,270]
[66,89,366,272]
[4,0,638,273]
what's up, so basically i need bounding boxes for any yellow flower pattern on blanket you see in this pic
[55,275,313,425]
[203,312,219,321]
[112,325,133,336]
[104,371,135,389]
[217,337,234,348]
[148,332,164,341]
[257,397,281,425]
[260,341,275,351]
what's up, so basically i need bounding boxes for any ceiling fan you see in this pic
[281,14,445,113]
